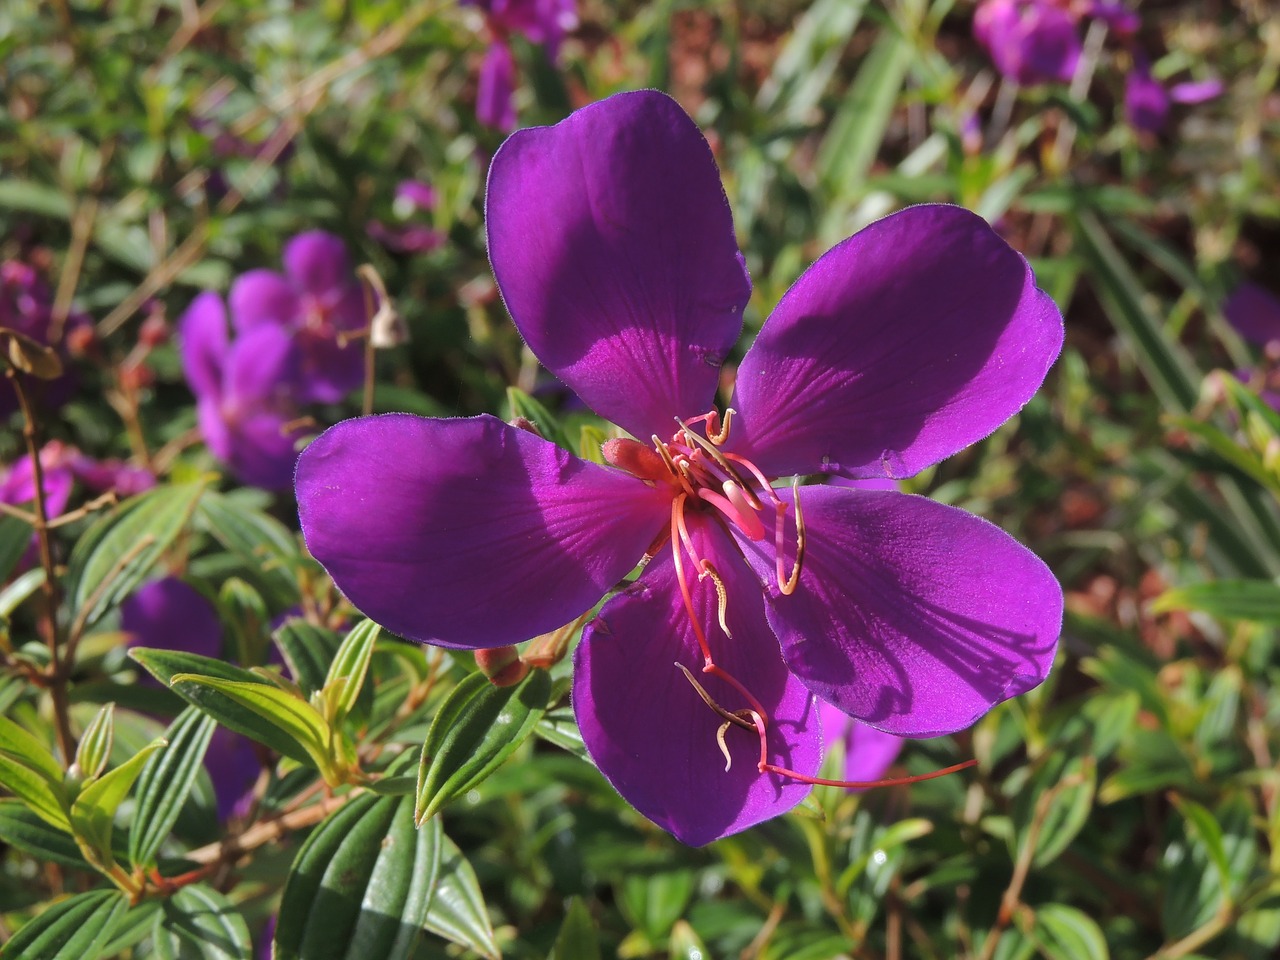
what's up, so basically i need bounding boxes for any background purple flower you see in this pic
[974,0,1081,87]
[228,231,367,404]
[465,0,578,129]
[122,577,262,822]
[1225,282,1280,349]
[818,702,904,786]
[0,443,74,571]
[0,259,88,419]
[296,91,1064,845]
[179,290,306,490]
[368,180,447,254]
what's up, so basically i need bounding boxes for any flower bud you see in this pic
[474,645,529,687]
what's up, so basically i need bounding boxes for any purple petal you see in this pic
[178,291,229,400]
[730,205,1063,480]
[574,515,819,845]
[283,231,353,299]
[1125,68,1170,134]
[368,222,447,255]
[223,409,304,490]
[486,90,751,440]
[122,577,223,661]
[228,269,300,334]
[223,325,300,406]
[205,726,261,822]
[818,702,903,784]
[1225,283,1280,347]
[293,327,365,404]
[394,180,437,214]
[295,413,672,648]
[1169,79,1224,104]
[736,486,1061,737]
[476,40,518,132]
[975,0,1080,86]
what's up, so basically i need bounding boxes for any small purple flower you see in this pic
[67,453,156,497]
[296,91,1064,845]
[229,232,367,404]
[1225,283,1280,349]
[974,0,1081,87]
[0,260,87,419]
[0,443,74,570]
[368,180,447,255]
[1126,60,1224,134]
[465,0,578,130]
[1087,1,1139,35]
[122,577,261,822]
[179,291,306,490]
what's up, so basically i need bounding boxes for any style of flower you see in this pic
[464,0,578,130]
[295,91,1064,845]
[818,702,904,787]
[179,291,307,490]
[973,0,1081,87]
[122,577,261,822]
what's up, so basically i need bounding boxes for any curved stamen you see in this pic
[676,419,763,510]
[722,452,783,505]
[776,479,806,596]
[697,559,732,639]
[671,496,713,664]
[652,434,696,497]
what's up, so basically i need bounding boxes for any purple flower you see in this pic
[295,91,1064,845]
[974,0,1081,87]
[1126,61,1224,134]
[122,577,261,822]
[229,231,367,404]
[368,180,446,254]
[179,291,306,490]
[1225,283,1280,349]
[67,453,155,497]
[465,0,578,129]
[0,260,87,419]
[0,443,74,570]
[1088,1,1139,35]
[818,702,903,786]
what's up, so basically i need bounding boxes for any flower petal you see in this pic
[178,291,229,400]
[574,515,819,845]
[283,231,353,298]
[223,326,300,406]
[730,205,1063,480]
[295,413,672,648]
[736,485,1061,737]
[224,409,304,490]
[122,577,222,660]
[476,40,517,132]
[486,90,751,440]
[228,269,300,334]
[1224,282,1280,348]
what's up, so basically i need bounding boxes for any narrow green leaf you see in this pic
[152,884,253,960]
[168,673,332,774]
[535,706,589,761]
[65,480,206,630]
[0,888,129,960]
[0,512,34,583]
[415,667,552,824]
[130,647,315,765]
[74,703,114,781]
[69,737,166,866]
[273,618,344,696]
[756,0,865,124]
[196,491,301,606]
[1033,904,1109,960]
[99,901,164,958]
[423,831,499,960]
[550,897,599,960]
[0,714,70,829]
[274,794,442,960]
[1171,796,1231,889]
[128,707,217,867]
[0,799,85,869]
[0,566,46,619]
[1153,579,1280,623]
[1073,212,1199,414]
[321,619,380,726]
[505,385,570,450]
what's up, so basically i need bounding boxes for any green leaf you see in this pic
[69,737,166,866]
[1034,904,1109,960]
[274,794,442,960]
[1014,754,1097,868]
[415,667,552,823]
[535,706,589,761]
[196,491,301,606]
[1153,579,1280,624]
[274,618,344,696]
[128,707,217,868]
[151,884,253,960]
[550,897,599,960]
[65,480,206,630]
[0,511,34,583]
[0,713,71,829]
[320,619,380,727]
[0,566,46,619]
[167,673,334,777]
[1171,796,1231,888]
[506,385,570,450]
[74,703,114,782]
[130,648,316,766]
[423,831,499,960]
[0,799,86,869]
[0,888,129,960]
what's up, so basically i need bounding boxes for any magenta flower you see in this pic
[296,91,1064,844]
[465,0,578,130]
[179,291,305,490]
[0,443,74,571]
[1125,60,1224,134]
[368,180,446,255]
[973,0,1081,87]
[122,577,262,822]
[1225,282,1280,349]
[228,232,367,404]
[0,260,88,419]
[818,702,903,786]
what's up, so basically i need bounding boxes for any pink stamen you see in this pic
[722,452,782,505]
[695,485,765,541]
[760,757,979,789]
[671,495,713,664]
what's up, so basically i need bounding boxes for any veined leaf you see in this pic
[128,707,217,868]
[274,794,442,960]
[320,619,379,727]
[69,737,166,867]
[423,831,499,960]
[415,667,552,824]
[1153,579,1280,624]
[273,618,344,696]
[151,884,253,960]
[0,713,70,830]
[74,703,114,781]
[0,799,85,869]
[196,490,301,606]
[0,888,129,960]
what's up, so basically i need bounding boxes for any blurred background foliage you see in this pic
[2,0,1280,958]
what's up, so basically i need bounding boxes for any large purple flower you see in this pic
[296,91,1064,845]
[228,231,367,404]
[179,291,305,490]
